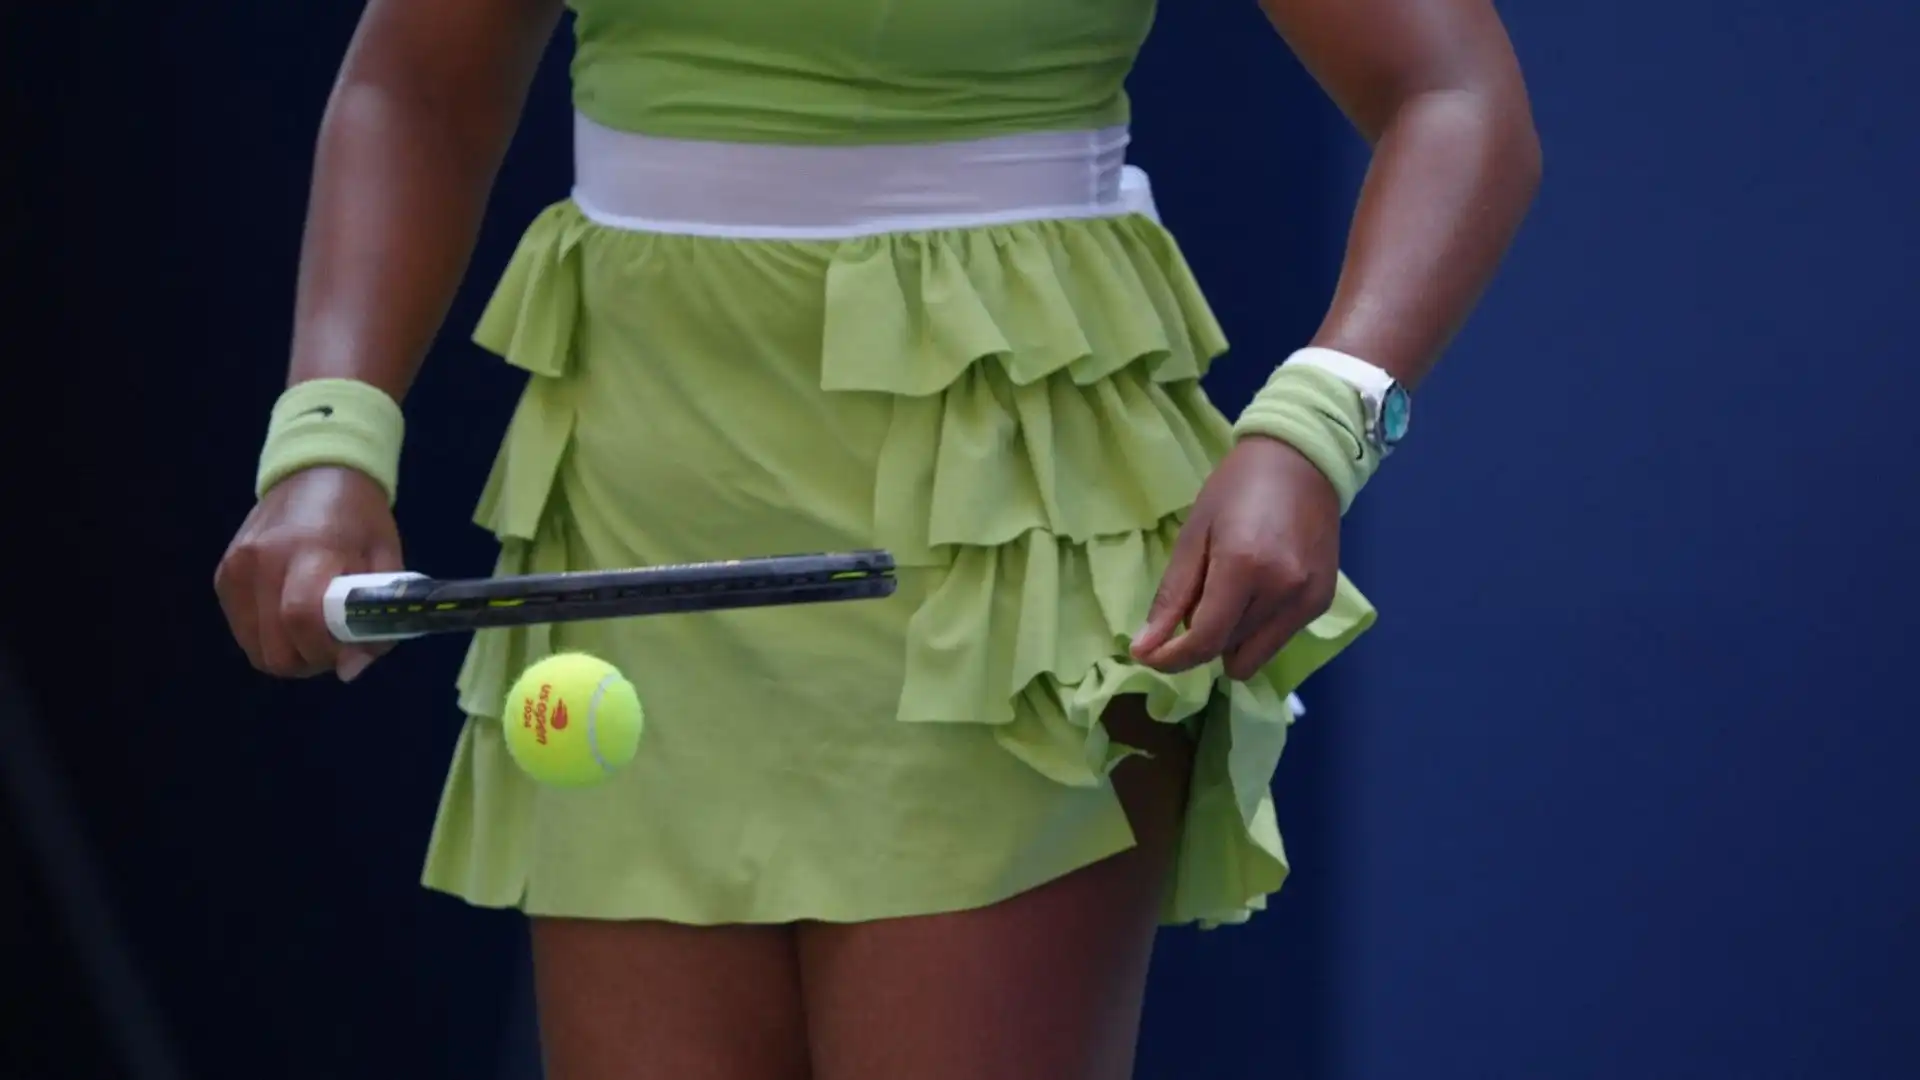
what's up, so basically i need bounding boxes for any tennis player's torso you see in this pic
[567,0,1158,144]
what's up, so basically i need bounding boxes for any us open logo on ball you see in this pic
[522,682,572,745]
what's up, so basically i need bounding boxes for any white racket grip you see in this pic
[325,571,431,643]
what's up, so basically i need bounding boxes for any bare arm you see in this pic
[289,0,563,398]
[1135,2,1538,677]
[216,0,562,682]
[1260,0,1541,389]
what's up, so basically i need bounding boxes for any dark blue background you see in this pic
[4,2,1915,1078]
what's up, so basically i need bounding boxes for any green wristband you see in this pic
[1230,364,1381,514]
[254,378,405,504]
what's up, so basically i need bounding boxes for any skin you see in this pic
[212,0,1539,1077]
[532,699,1191,1080]
[214,0,561,682]
[1132,0,1542,681]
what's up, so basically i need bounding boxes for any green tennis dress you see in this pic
[420,0,1377,928]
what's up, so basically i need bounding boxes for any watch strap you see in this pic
[1283,347,1398,399]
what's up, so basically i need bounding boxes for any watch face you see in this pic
[1381,385,1412,445]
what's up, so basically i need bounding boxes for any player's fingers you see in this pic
[280,547,346,676]
[365,536,405,573]
[1224,591,1285,653]
[1222,604,1302,682]
[1137,555,1254,674]
[336,538,408,677]
[1131,519,1209,658]
[1222,570,1336,681]
[333,647,377,683]
[214,542,264,669]
[253,553,315,678]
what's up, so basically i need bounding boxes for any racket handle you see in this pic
[325,571,431,643]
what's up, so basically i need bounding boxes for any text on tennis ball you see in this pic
[523,682,572,746]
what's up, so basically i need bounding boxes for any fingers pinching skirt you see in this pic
[420,198,1377,928]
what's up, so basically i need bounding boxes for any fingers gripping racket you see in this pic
[324,550,897,644]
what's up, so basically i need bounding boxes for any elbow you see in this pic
[1508,104,1543,202]
[1392,83,1543,203]
[1481,68,1543,201]
[1501,120,1544,221]
[1446,82,1544,209]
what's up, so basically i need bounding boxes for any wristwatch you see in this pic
[1284,347,1412,456]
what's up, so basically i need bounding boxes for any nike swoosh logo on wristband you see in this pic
[1315,404,1366,461]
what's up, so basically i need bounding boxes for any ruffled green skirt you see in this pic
[420,201,1376,928]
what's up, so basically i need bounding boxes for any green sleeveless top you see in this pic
[568,0,1157,144]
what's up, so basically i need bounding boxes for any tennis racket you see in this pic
[324,550,897,644]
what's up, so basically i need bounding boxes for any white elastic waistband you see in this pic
[570,114,1160,239]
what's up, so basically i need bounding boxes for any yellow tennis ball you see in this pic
[501,652,643,788]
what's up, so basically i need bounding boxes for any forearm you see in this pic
[1310,89,1542,389]
[287,9,553,399]
[287,88,495,397]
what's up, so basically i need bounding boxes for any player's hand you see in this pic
[213,466,404,682]
[1131,436,1341,681]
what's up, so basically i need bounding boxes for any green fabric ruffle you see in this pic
[447,200,1376,927]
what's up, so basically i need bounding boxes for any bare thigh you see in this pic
[531,918,812,1080]
[796,696,1193,1080]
